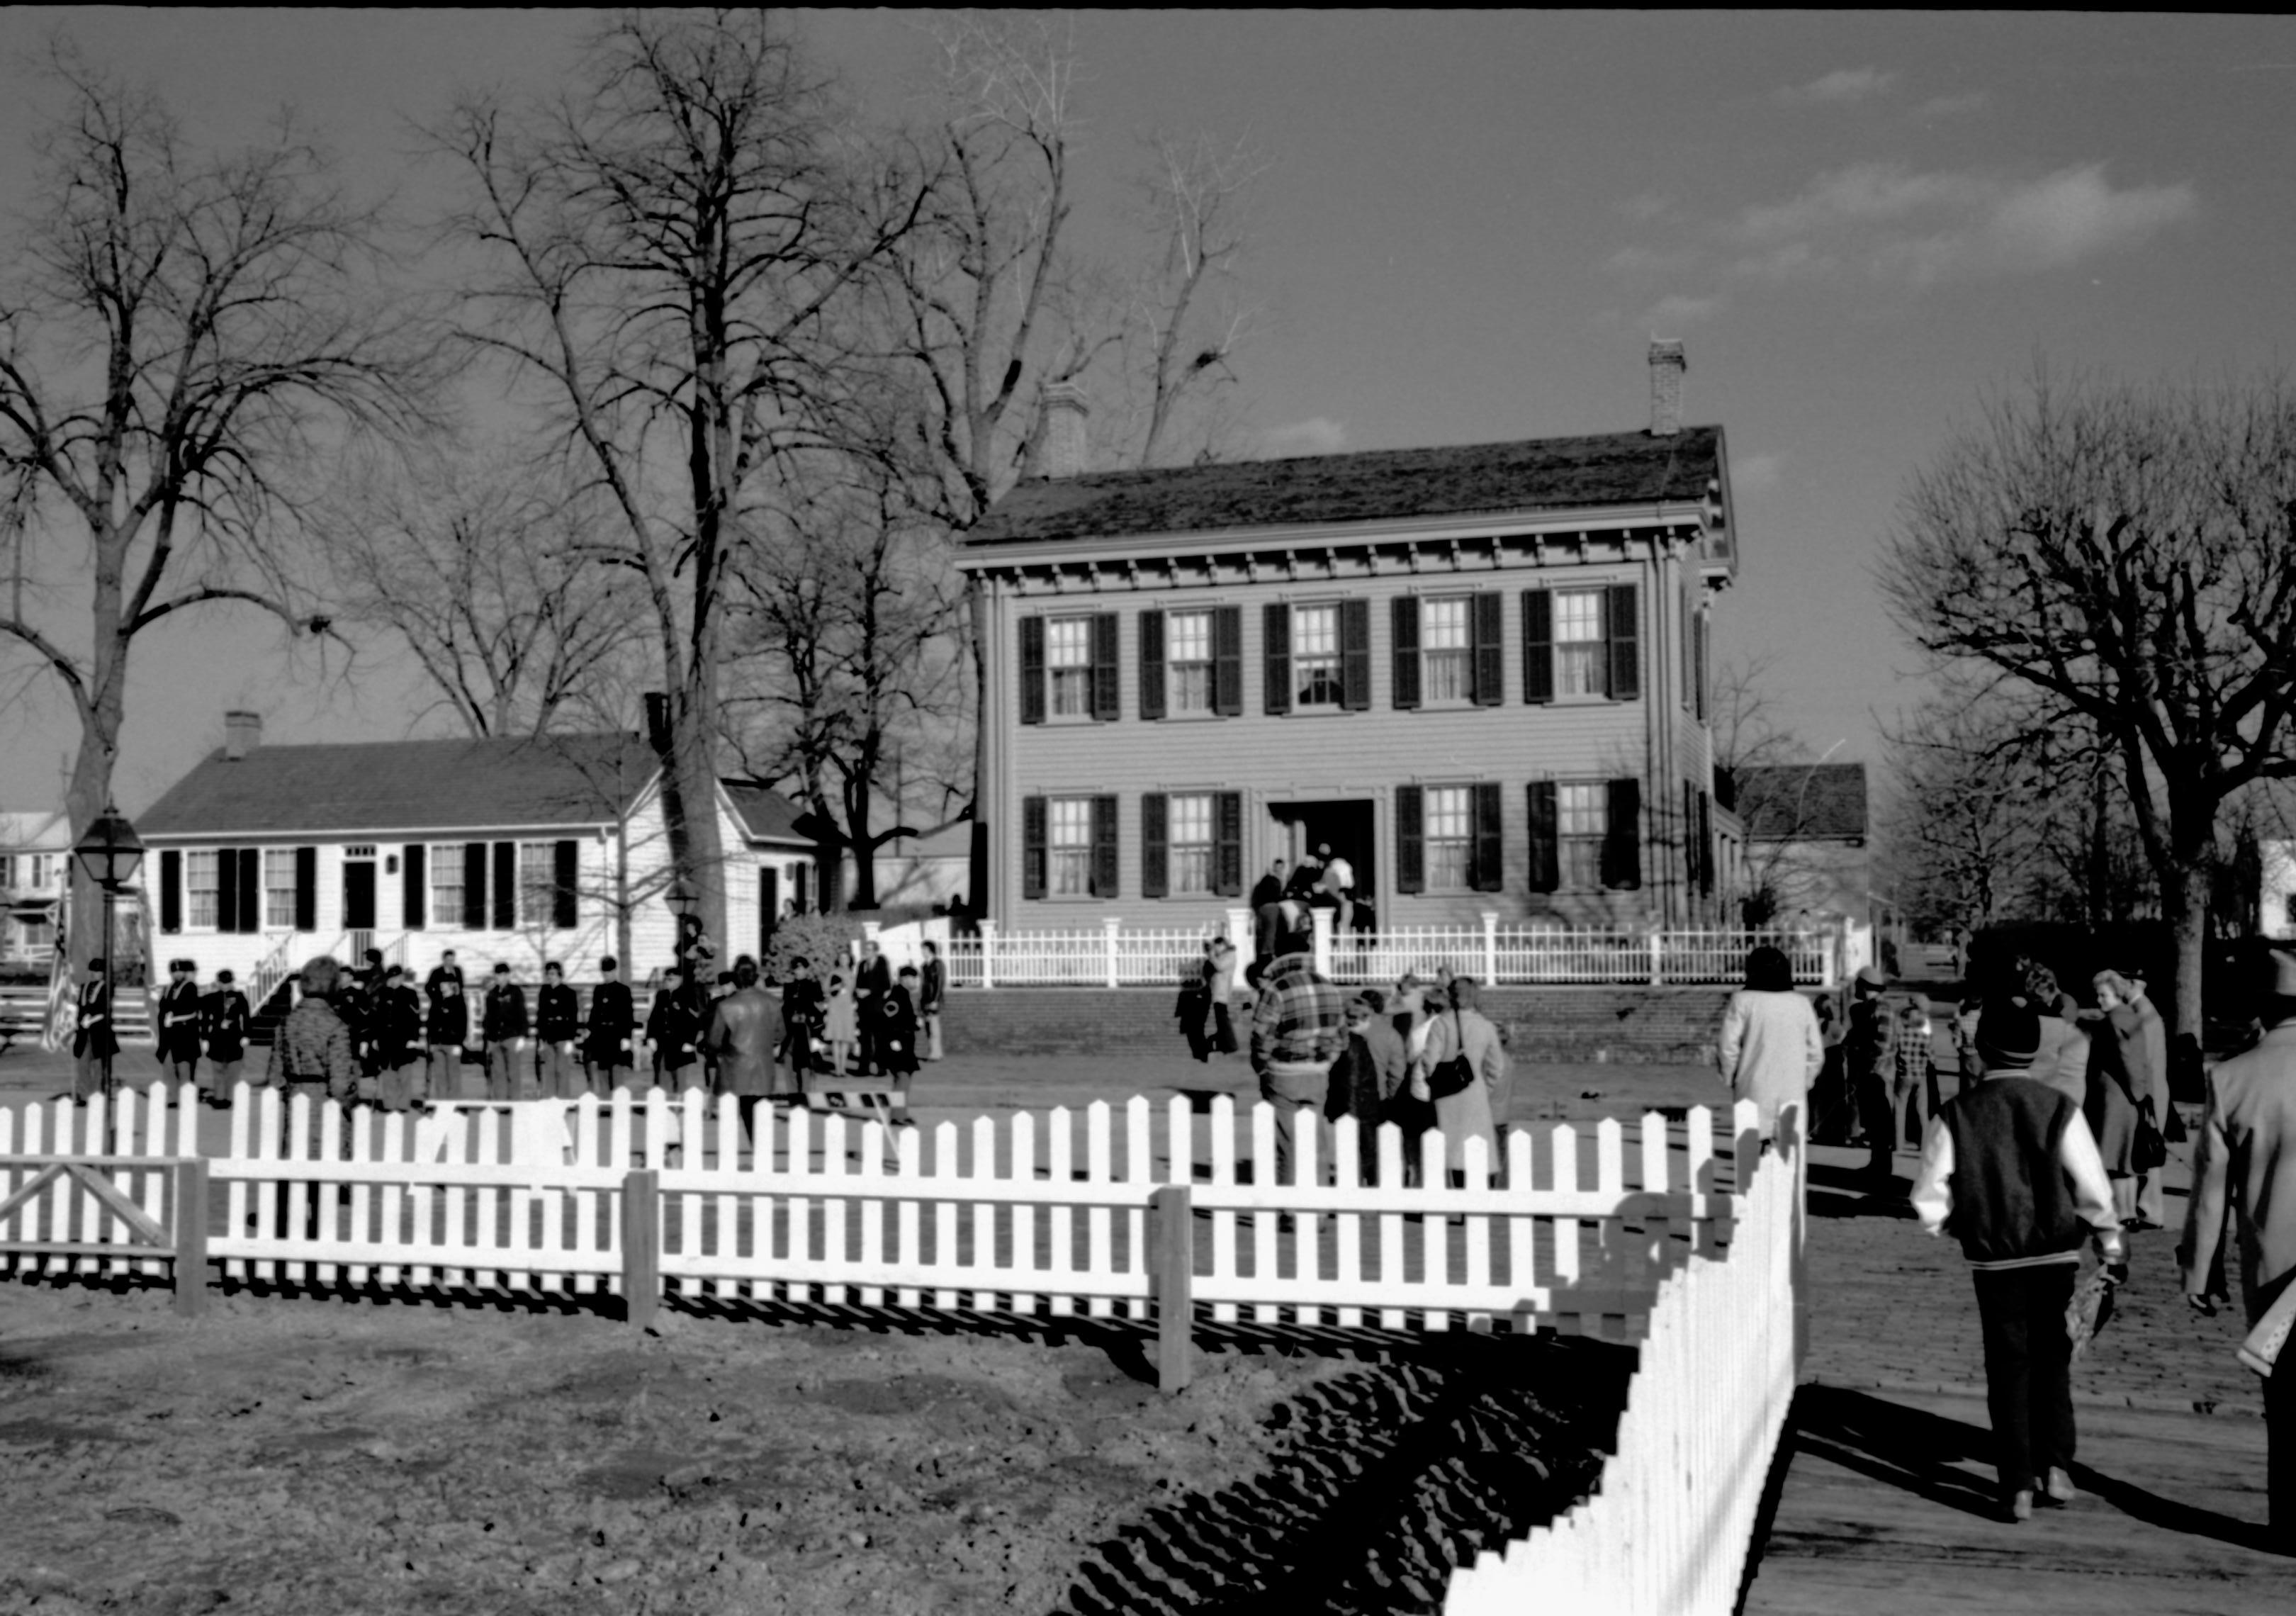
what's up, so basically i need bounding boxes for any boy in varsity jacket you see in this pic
[1911,995,2125,1524]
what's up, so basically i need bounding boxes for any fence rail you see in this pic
[939,916,1840,989]
[1445,1109,1803,1615]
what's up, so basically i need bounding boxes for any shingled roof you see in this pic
[967,425,1723,546]
[722,781,810,845]
[137,734,661,838]
[1734,762,1869,843]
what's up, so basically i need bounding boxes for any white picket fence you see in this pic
[942,916,1841,989]
[0,1083,1769,1337]
[1446,1108,1804,1616]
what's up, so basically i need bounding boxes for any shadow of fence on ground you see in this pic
[1055,1332,1634,1616]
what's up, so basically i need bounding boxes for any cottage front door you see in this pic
[343,858,376,931]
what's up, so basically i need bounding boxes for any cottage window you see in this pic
[264,849,297,928]
[1168,794,1215,895]
[0,855,13,888]
[1422,598,1472,702]
[1168,611,1213,714]
[186,851,220,930]
[1048,798,1093,897]
[1425,787,1473,891]
[1558,782,1607,890]
[1293,605,1344,709]
[519,842,557,927]
[431,846,466,931]
[1047,617,1093,718]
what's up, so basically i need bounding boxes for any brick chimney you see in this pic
[1648,339,1687,438]
[223,710,261,761]
[1040,381,1089,479]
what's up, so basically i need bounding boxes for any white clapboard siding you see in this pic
[1444,1101,1801,1616]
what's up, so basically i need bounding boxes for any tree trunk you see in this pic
[2161,857,2209,1060]
[64,539,130,974]
[663,692,726,955]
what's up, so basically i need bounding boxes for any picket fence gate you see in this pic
[1445,1108,1804,1616]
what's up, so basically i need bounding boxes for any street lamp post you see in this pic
[72,804,145,1142]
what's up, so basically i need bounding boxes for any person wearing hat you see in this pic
[1911,994,2125,1523]
[371,965,425,1113]
[71,955,117,1103]
[1845,965,1901,1185]
[200,968,252,1106]
[424,953,470,1101]
[154,958,205,1098]
[2179,942,2296,1530]
[480,962,530,1101]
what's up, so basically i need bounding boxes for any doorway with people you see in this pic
[1266,798,1375,938]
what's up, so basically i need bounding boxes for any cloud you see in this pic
[1643,293,1723,328]
[1915,90,1988,118]
[1259,417,1347,459]
[1616,191,1674,223]
[1773,67,1896,106]
[1733,452,1784,493]
[1728,161,2195,286]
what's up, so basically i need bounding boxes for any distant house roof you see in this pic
[137,734,661,838]
[1734,763,1869,843]
[967,426,1723,546]
[0,810,69,851]
[722,782,811,846]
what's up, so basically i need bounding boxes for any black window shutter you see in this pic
[216,848,238,934]
[1141,792,1169,899]
[1472,782,1504,892]
[1214,792,1243,896]
[1091,795,1119,898]
[463,843,488,930]
[159,849,181,933]
[1693,608,1708,721]
[1091,612,1120,721]
[404,843,427,931]
[1679,583,1695,709]
[1606,584,1641,702]
[1262,602,1291,715]
[1395,785,1424,895]
[1602,778,1643,890]
[1019,615,1046,726]
[1526,782,1559,894]
[236,848,259,933]
[1390,595,1421,711]
[1473,592,1505,707]
[1521,590,1553,705]
[553,838,578,928]
[1340,598,1371,711]
[1022,797,1047,900]
[1212,607,1243,716]
[294,846,317,933]
[1698,790,1714,897]
[493,841,517,930]
[1682,780,1699,895]
[1138,610,1166,722]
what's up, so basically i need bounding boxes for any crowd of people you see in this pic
[69,935,952,1121]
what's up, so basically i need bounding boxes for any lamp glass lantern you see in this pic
[72,804,145,891]
[666,875,698,920]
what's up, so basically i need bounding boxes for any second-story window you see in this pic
[1553,590,1608,697]
[1423,598,1471,702]
[1169,610,1212,713]
[1294,605,1343,708]
[1047,618,1093,717]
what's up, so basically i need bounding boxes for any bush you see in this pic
[763,913,865,986]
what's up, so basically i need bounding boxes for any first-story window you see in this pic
[1293,604,1342,707]
[432,845,466,931]
[519,842,556,926]
[1169,794,1215,894]
[264,849,297,928]
[185,851,219,928]
[1047,617,1093,717]
[1049,799,1093,896]
[1558,782,1607,890]
[1424,786,1474,891]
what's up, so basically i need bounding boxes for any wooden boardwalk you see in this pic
[1745,1140,2296,1612]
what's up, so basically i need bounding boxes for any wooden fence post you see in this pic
[621,1168,660,1328]
[1151,1183,1193,1393]
[979,921,997,991]
[1104,916,1122,989]
[172,1157,209,1319]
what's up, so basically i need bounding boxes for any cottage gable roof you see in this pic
[1734,762,1869,843]
[137,734,660,838]
[967,426,1723,546]
[722,781,811,846]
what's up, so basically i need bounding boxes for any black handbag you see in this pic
[1424,1011,1477,1100]
[2133,1104,2168,1174]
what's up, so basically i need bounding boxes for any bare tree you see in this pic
[319,447,646,738]
[1879,367,2296,1041]
[433,10,925,948]
[0,50,434,960]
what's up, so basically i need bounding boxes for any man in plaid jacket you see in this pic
[1249,904,1344,1187]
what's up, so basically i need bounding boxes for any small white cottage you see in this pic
[135,713,816,986]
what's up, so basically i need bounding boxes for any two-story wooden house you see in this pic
[0,809,72,965]
[135,714,818,984]
[960,343,1739,931]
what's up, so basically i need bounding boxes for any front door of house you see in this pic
[343,857,376,931]
[760,867,779,957]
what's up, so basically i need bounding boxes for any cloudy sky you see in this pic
[2,9,2290,817]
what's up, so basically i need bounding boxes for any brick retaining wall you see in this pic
[940,984,1770,1063]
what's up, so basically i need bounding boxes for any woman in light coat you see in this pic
[1717,945,1825,1138]
[1413,977,1508,1179]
